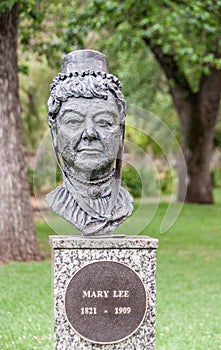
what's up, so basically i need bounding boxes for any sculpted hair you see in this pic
[47,71,126,127]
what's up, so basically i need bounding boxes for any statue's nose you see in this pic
[82,127,98,142]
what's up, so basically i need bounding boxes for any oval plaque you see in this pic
[65,260,147,344]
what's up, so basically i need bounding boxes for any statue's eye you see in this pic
[61,111,85,126]
[93,114,114,127]
[96,119,113,127]
[94,114,115,127]
[66,118,84,125]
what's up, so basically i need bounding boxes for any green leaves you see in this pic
[70,0,221,93]
[0,0,17,12]
[3,0,219,96]
[17,1,84,69]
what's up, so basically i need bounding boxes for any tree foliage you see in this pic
[71,0,221,92]
[19,58,56,149]
[2,0,221,205]
[66,0,221,204]
[18,0,83,69]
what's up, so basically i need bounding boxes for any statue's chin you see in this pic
[64,158,114,180]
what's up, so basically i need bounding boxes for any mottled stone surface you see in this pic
[50,235,158,350]
[50,235,159,250]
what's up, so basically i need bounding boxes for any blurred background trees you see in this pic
[1,0,221,261]
[0,2,40,262]
[18,0,221,205]
[66,0,221,204]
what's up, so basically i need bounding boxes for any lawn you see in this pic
[0,191,221,349]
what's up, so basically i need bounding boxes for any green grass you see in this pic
[0,262,53,350]
[1,192,221,349]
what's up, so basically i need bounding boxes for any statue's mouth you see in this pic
[78,147,102,154]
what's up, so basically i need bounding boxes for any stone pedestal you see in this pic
[50,235,158,350]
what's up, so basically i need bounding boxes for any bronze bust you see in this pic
[46,50,133,236]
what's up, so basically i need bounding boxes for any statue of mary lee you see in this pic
[46,50,133,236]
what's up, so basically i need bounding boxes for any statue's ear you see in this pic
[50,121,57,148]
[116,99,126,119]
[50,124,65,171]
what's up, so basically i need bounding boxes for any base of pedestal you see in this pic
[50,235,158,350]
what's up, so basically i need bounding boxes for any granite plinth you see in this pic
[50,235,158,350]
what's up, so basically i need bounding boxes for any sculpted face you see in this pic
[55,93,122,177]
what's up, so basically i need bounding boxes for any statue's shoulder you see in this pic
[119,186,133,204]
[45,184,70,212]
[117,186,134,217]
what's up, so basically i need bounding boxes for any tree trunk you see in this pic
[146,39,221,204]
[177,94,215,203]
[0,3,41,263]
[171,69,221,204]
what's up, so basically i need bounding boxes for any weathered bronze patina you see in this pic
[65,261,147,344]
[46,50,133,236]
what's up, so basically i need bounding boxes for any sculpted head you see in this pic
[46,50,133,236]
[48,54,126,180]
